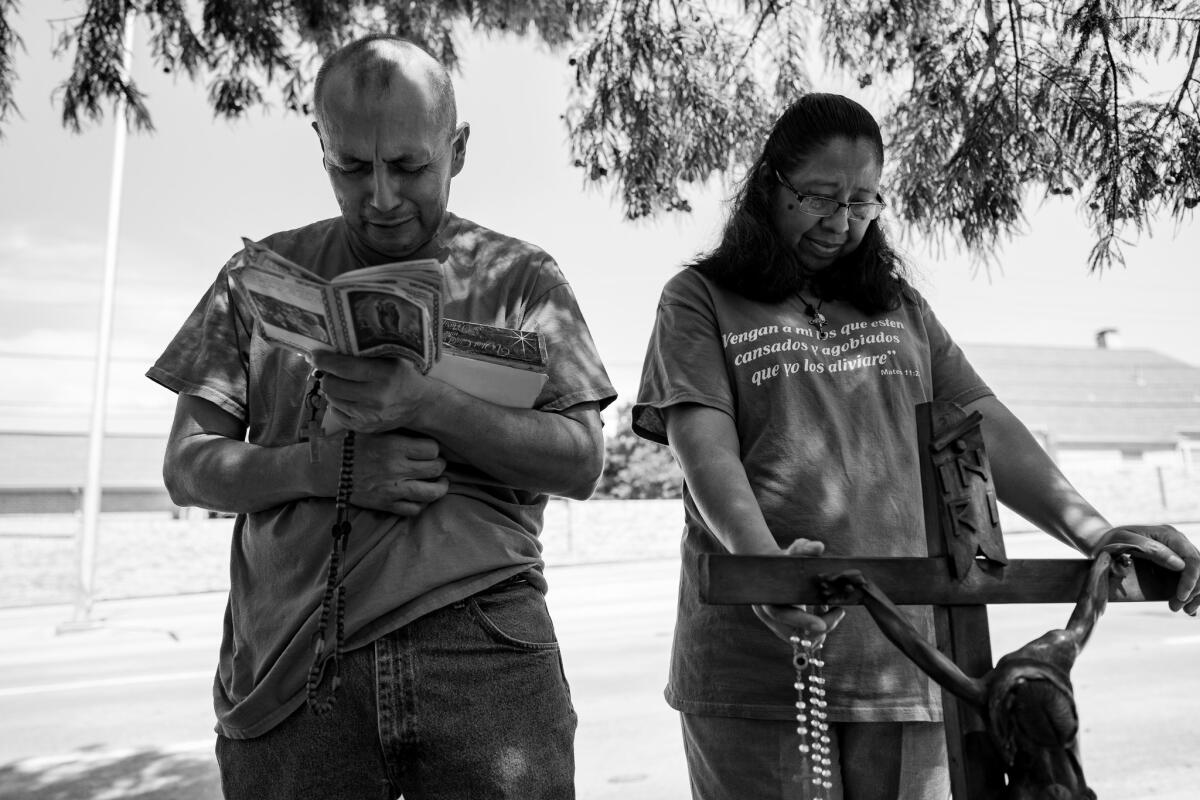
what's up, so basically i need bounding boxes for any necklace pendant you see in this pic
[299,370,329,462]
[801,295,827,332]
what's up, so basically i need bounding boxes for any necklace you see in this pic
[791,633,832,798]
[800,294,828,332]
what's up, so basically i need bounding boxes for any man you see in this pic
[149,34,615,799]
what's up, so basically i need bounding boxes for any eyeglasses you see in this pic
[774,170,886,222]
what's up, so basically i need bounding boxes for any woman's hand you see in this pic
[1092,524,1200,615]
[752,538,847,643]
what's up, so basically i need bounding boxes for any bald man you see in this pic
[150,34,614,799]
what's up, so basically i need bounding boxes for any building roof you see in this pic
[961,344,1200,446]
[1,344,1197,492]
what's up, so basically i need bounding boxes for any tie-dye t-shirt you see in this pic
[148,213,615,738]
[633,267,992,723]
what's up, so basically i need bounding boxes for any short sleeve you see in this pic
[523,277,616,414]
[918,292,994,407]
[146,257,255,421]
[632,270,735,445]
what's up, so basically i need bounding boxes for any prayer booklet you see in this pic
[432,319,549,408]
[232,239,548,408]
[231,238,443,371]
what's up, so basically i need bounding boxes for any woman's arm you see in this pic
[967,394,1199,614]
[665,402,845,639]
[966,395,1111,552]
[665,403,779,556]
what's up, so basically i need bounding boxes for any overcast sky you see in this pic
[2,12,1197,435]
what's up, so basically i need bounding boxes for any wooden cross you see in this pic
[699,401,1179,799]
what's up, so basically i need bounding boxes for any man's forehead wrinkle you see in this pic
[324,116,443,167]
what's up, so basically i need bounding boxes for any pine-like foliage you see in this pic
[0,0,21,131]
[3,0,1197,269]
[9,0,606,131]
[595,401,683,499]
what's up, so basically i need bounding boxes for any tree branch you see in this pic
[1097,3,1123,242]
[0,0,24,134]
[735,0,780,68]
[1172,29,1200,117]
[1006,0,1023,112]
[10,0,1197,272]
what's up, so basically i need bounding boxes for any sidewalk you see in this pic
[2,534,1198,799]
[0,559,690,800]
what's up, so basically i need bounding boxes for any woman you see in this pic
[632,93,1199,800]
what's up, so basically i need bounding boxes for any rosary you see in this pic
[301,369,356,715]
[791,633,833,798]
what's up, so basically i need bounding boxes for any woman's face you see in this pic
[770,136,882,273]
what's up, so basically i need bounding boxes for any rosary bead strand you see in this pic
[306,428,355,715]
[791,634,833,799]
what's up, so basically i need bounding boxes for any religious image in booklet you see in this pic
[230,237,443,371]
[232,238,549,409]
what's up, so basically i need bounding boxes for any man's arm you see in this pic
[163,393,449,515]
[313,353,605,500]
[164,394,325,513]
[411,392,604,501]
[966,394,1199,613]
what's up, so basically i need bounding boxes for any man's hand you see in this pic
[312,352,432,433]
[752,538,846,643]
[1094,524,1200,615]
[346,431,449,516]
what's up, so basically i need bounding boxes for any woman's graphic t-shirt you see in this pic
[634,267,993,722]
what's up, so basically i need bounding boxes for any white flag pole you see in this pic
[64,12,136,631]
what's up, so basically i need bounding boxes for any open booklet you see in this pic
[230,239,548,407]
[231,237,442,369]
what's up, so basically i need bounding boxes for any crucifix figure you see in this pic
[818,540,1141,800]
[700,401,1189,799]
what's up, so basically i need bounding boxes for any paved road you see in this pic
[1,532,1197,799]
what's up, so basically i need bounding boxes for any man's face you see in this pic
[317,76,467,261]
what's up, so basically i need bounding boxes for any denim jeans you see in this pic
[681,713,949,800]
[216,575,577,799]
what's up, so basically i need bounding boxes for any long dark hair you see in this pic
[694,93,910,313]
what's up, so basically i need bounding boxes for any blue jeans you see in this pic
[216,575,577,799]
[681,714,949,800]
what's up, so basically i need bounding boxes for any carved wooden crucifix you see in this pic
[699,401,1179,799]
